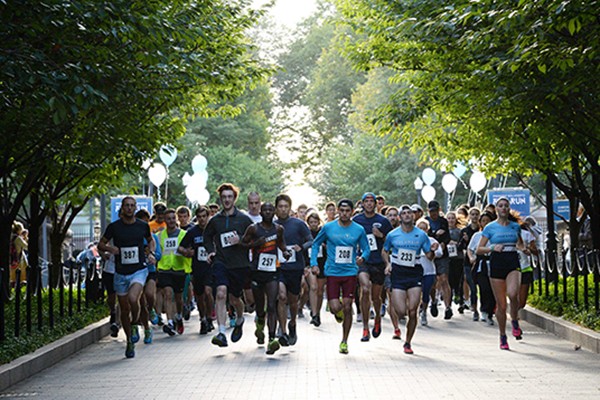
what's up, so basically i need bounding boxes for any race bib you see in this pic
[447,244,458,258]
[278,246,297,263]
[335,246,353,264]
[197,246,208,262]
[257,253,277,272]
[366,234,378,251]
[120,246,139,265]
[308,246,323,259]
[392,249,417,267]
[220,231,238,248]
[163,238,178,255]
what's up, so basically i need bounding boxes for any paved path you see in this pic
[2,305,599,399]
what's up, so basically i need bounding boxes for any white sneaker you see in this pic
[480,312,488,322]
[357,313,363,323]
[420,310,428,326]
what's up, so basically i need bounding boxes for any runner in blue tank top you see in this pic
[477,197,528,350]
[382,205,437,355]
[310,199,370,354]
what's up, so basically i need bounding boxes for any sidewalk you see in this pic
[2,305,600,399]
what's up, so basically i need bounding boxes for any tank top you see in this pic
[252,223,280,272]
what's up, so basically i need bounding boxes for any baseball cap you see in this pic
[410,204,423,212]
[427,200,440,211]
[337,199,354,209]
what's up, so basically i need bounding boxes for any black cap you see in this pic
[427,200,440,211]
[337,199,354,209]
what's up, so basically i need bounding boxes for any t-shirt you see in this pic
[482,221,521,246]
[275,217,312,271]
[102,219,151,275]
[383,226,431,268]
[421,237,443,276]
[148,220,166,234]
[310,220,370,277]
[352,213,393,264]
[180,224,209,271]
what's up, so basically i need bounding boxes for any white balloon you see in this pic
[422,168,436,185]
[469,171,487,192]
[191,154,208,173]
[453,162,467,178]
[441,173,458,194]
[148,164,167,187]
[198,189,210,205]
[159,145,178,167]
[182,172,191,186]
[421,185,436,203]
[185,184,202,203]
[189,170,208,189]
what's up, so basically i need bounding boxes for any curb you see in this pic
[0,317,110,392]
[520,307,600,353]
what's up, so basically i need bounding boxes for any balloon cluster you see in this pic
[419,161,487,204]
[184,155,210,205]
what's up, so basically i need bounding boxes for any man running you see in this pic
[156,209,191,336]
[274,194,313,346]
[383,205,437,355]
[352,192,393,342]
[203,183,253,347]
[310,199,370,354]
[179,206,215,334]
[242,203,291,355]
[98,196,155,358]
[246,192,262,224]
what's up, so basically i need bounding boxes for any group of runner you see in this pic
[99,184,537,358]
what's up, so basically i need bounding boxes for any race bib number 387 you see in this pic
[120,246,139,265]
[335,246,353,264]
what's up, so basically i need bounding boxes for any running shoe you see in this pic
[420,310,428,326]
[458,304,466,314]
[444,307,453,320]
[473,311,480,321]
[279,334,290,347]
[176,318,184,335]
[298,309,305,319]
[131,325,140,343]
[183,304,191,321]
[157,316,164,326]
[288,322,297,346]
[150,309,159,325]
[229,316,237,328]
[266,338,280,355]
[430,302,439,318]
[480,312,488,322]
[231,318,244,343]
[335,310,344,324]
[392,328,401,340]
[370,309,376,320]
[403,342,414,355]
[361,329,370,342]
[207,318,214,332]
[487,315,494,326]
[144,328,153,344]
[381,303,387,318]
[110,322,119,338]
[125,340,135,359]
[163,323,176,336]
[255,318,265,345]
[511,320,523,340]
[500,334,510,350]
[356,313,363,323]
[212,332,228,347]
[200,320,208,335]
[339,342,349,354]
[372,321,382,338]
[310,314,321,327]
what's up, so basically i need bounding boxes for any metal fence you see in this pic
[531,247,600,312]
[0,258,104,341]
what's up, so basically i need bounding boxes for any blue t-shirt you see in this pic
[482,221,521,246]
[275,217,312,270]
[310,220,370,277]
[352,213,393,264]
[383,226,431,267]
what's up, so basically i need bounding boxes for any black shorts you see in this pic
[358,262,386,286]
[435,257,450,275]
[279,269,304,296]
[212,262,250,298]
[489,252,520,280]
[521,270,533,285]
[391,264,424,291]
[192,265,213,292]
[316,259,327,279]
[157,271,187,293]
[146,271,157,283]
[103,272,115,295]
[251,270,280,289]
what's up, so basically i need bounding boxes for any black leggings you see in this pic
[475,258,496,316]
[253,280,279,339]
[448,257,464,301]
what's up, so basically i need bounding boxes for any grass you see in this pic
[1,287,109,365]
